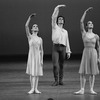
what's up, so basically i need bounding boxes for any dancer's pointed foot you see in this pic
[74,89,84,95]
[35,89,41,94]
[90,90,97,95]
[28,89,34,94]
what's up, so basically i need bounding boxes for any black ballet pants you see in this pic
[52,44,66,82]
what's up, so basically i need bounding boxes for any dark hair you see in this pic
[86,21,93,27]
[56,15,65,25]
[47,98,54,100]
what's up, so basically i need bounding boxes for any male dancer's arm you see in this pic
[66,33,71,59]
[52,5,66,29]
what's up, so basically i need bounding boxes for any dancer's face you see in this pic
[87,21,94,29]
[31,24,39,34]
[57,17,64,26]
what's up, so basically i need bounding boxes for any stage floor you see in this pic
[0,60,100,100]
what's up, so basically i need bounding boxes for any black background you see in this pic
[0,0,100,56]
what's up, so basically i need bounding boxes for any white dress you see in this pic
[79,34,99,75]
[26,35,43,76]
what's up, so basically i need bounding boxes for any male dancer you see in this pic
[51,5,71,86]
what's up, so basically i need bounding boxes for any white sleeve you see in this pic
[66,32,71,53]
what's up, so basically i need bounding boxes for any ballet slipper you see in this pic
[28,89,34,94]
[34,89,41,94]
[90,90,97,95]
[74,89,84,95]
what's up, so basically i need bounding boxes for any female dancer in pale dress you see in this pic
[25,13,43,94]
[75,7,100,94]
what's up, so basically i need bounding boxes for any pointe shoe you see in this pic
[74,89,84,95]
[28,89,34,94]
[90,90,97,95]
[34,90,41,94]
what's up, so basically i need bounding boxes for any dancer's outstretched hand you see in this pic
[56,4,66,8]
[85,7,93,13]
[30,13,36,18]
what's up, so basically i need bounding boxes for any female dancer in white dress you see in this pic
[75,7,100,94]
[25,13,43,94]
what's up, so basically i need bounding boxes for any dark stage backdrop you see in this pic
[0,0,100,56]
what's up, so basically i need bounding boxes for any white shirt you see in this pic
[52,24,71,53]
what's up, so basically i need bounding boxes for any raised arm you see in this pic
[52,5,66,29]
[80,7,93,34]
[25,13,36,39]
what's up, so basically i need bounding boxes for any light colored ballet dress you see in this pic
[79,34,99,75]
[26,35,43,76]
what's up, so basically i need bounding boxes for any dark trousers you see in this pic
[52,44,66,82]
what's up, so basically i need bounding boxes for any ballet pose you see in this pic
[25,13,43,94]
[51,5,71,86]
[75,7,100,95]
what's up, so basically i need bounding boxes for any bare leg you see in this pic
[28,76,35,94]
[89,75,97,94]
[74,74,86,94]
[34,76,41,94]
[30,76,32,88]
